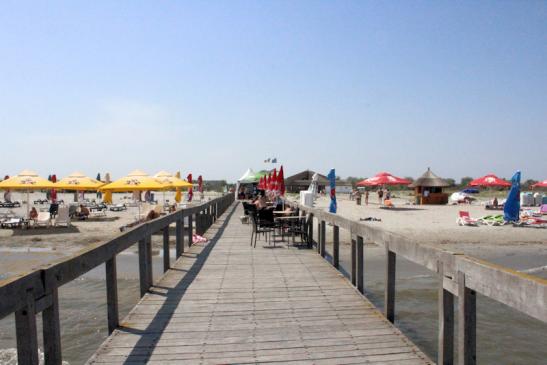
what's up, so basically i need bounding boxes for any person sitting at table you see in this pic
[29,207,38,221]
[77,204,90,220]
[254,193,267,210]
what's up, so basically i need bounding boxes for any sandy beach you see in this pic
[0,191,221,279]
[306,194,547,250]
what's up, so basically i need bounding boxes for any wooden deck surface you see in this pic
[88,203,432,365]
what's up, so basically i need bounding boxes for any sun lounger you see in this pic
[513,217,547,228]
[1,217,23,228]
[479,214,505,226]
[55,207,71,227]
[33,212,51,228]
[457,211,480,226]
[109,203,127,212]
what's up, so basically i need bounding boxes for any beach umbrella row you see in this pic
[256,166,286,196]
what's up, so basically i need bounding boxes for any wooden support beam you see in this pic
[175,219,183,258]
[333,225,339,269]
[42,288,61,365]
[438,262,454,365]
[307,214,314,249]
[320,220,326,258]
[138,238,148,297]
[162,226,170,272]
[105,257,119,335]
[188,214,193,246]
[15,289,39,365]
[146,235,153,287]
[385,245,396,322]
[458,271,476,365]
[351,237,357,286]
[316,222,321,253]
[357,236,364,294]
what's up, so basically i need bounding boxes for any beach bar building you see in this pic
[409,168,451,205]
[284,170,329,194]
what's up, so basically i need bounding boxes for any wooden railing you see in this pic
[0,193,235,365]
[285,199,547,365]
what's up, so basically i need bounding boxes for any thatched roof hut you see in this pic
[410,168,450,204]
[409,168,451,188]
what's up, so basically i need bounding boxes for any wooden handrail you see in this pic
[0,193,235,365]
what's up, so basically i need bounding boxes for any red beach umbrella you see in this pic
[356,172,411,187]
[271,169,278,192]
[267,173,272,190]
[277,165,285,196]
[532,180,547,188]
[187,173,193,202]
[198,175,203,193]
[468,174,511,188]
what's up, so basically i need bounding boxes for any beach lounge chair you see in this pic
[479,214,505,226]
[1,217,23,229]
[55,207,71,227]
[109,203,127,212]
[33,212,51,228]
[457,211,480,226]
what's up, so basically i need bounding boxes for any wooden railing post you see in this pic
[15,288,39,365]
[458,271,476,365]
[351,236,357,286]
[146,235,153,287]
[385,244,396,322]
[138,238,149,297]
[357,236,364,293]
[105,257,119,335]
[316,222,321,253]
[176,219,184,258]
[438,261,454,365]
[307,213,314,249]
[42,288,62,365]
[320,220,326,258]
[188,214,194,246]
[163,226,170,272]
[333,225,339,269]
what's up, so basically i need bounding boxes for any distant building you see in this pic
[284,170,329,193]
[326,180,352,194]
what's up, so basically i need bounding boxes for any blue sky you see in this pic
[1,1,546,182]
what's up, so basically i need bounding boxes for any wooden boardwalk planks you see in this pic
[88,203,432,365]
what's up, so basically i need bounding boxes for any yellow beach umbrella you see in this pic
[0,170,55,217]
[0,170,55,190]
[99,170,166,192]
[154,171,193,189]
[99,170,166,218]
[55,172,105,191]
[154,171,192,204]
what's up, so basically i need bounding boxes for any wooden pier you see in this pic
[1,194,546,365]
[88,203,431,364]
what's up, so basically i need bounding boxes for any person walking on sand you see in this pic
[365,190,369,205]
[377,188,383,204]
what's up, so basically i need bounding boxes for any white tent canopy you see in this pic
[238,168,258,183]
